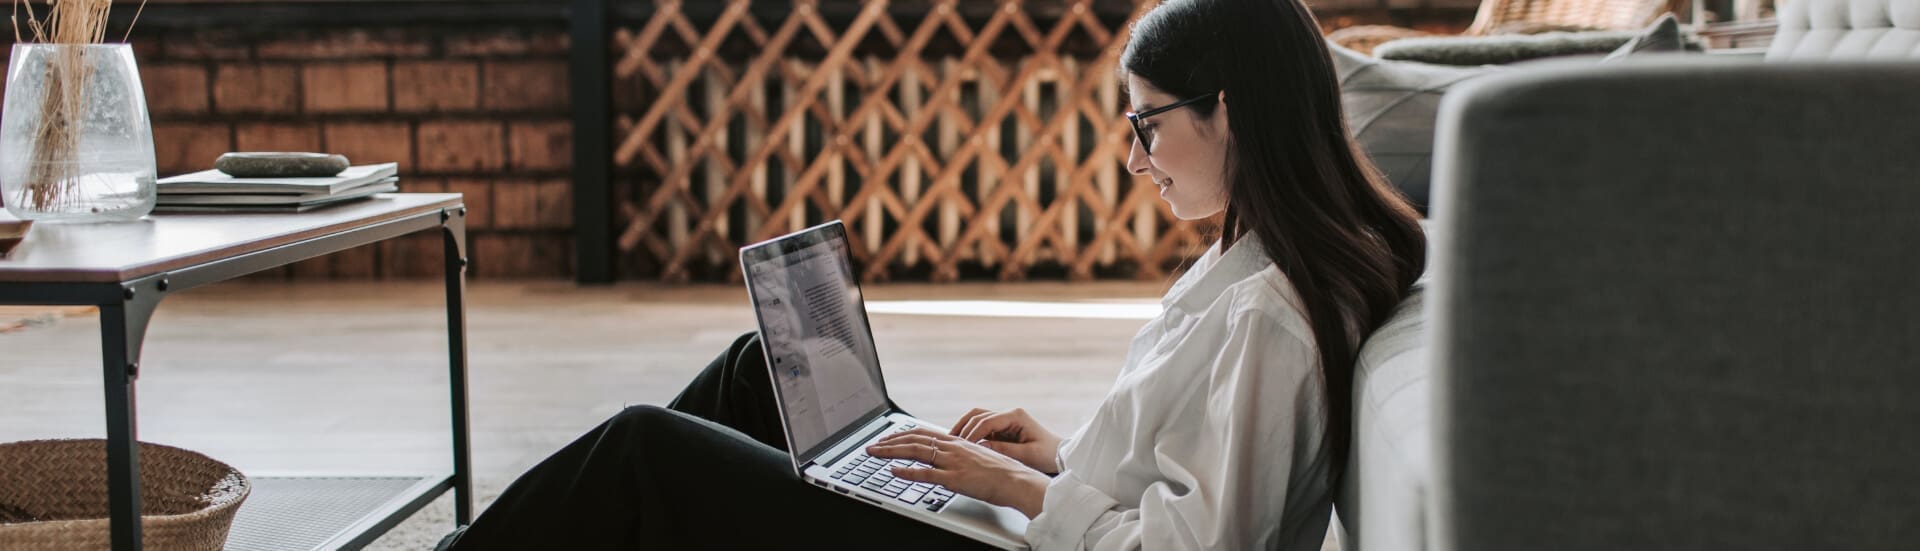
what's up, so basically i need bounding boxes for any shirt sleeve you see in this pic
[1054,438,1069,474]
[1025,311,1320,550]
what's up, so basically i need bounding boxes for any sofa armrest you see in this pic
[1431,57,1920,550]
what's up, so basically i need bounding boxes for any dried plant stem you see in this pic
[9,0,131,212]
[23,47,86,210]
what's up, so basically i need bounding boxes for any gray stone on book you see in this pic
[216,152,351,178]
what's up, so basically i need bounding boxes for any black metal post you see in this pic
[570,0,614,283]
[442,207,475,525]
[101,279,160,551]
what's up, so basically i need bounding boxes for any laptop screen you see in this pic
[741,222,890,462]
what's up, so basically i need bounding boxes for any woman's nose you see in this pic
[1125,137,1151,176]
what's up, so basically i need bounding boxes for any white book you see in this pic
[157,163,400,195]
[153,183,399,213]
[157,179,399,206]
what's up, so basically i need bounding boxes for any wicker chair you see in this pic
[1328,0,1677,55]
[1328,25,1442,56]
[1464,0,1675,34]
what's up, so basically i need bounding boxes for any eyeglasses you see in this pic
[1125,93,1218,155]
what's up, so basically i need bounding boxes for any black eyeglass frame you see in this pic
[1125,93,1218,154]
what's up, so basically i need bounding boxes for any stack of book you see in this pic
[155,163,399,213]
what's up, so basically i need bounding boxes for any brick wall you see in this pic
[131,24,576,279]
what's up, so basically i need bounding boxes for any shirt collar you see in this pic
[1162,232,1275,312]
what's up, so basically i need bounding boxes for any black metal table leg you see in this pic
[101,279,162,551]
[442,208,474,525]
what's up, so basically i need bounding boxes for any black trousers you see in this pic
[448,332,987,550]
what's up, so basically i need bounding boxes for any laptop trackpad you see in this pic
[944,495,1031,539]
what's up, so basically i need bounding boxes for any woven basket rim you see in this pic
[0,438,251,525]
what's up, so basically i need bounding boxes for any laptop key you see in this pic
[899,489,928,504]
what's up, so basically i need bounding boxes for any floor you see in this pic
[0,280,1339,550]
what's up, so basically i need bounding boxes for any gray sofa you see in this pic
[1335,2,1920,549]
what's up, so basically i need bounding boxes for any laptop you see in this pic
[740,220,1031,550]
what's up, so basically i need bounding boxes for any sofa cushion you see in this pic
[1336,282,1431,551]
[1768,0,1920,60]
[1331,45,1499,214]
[1375,31,1638,66]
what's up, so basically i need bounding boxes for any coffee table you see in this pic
[0,194,473,550]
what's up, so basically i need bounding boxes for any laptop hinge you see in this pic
[813,415,893,469]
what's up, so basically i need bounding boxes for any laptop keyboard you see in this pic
[828,423,957,512]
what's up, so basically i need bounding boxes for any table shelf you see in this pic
[226,474,450,551]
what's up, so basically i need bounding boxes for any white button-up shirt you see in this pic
[1026,236,1334,550]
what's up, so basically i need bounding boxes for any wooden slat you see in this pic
[612,0,1200,282]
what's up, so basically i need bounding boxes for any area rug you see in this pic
[0,306,95,334]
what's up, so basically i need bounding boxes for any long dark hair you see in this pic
[1121,0,1426,480]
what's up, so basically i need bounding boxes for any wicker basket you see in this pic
[0,439,250,551]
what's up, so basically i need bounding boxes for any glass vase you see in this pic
[0,44,157,222]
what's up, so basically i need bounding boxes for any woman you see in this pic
[444,0,1424,548]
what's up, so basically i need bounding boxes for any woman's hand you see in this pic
[950,407,1063,474]
[868,428,1050,519]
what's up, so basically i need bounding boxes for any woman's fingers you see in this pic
[871,432,934,449]
[866,441,938,463]
[897,427,955,441]
[890,465,948,486]
[949,408,992,437]
[872,428,955,451]
[960,414,989,441]
[962,412,1020,442]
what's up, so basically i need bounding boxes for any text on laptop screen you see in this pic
[747,235,888,457]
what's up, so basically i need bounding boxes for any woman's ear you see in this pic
[1213,90,1229,126]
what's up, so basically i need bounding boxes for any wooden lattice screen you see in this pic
[610,0,1207,282]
